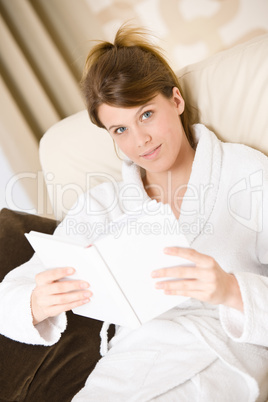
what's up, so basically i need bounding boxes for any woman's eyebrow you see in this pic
[108,123,123,131]
[135,102,155,117]
[108,102,154,131]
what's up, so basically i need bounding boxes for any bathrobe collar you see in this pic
[121,124,222,244]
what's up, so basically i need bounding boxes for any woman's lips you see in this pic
[140,145,162,160]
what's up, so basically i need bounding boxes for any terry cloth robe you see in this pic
[0,125,268,401]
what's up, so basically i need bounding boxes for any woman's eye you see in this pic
[115,127,127,134]
[142,111,152,120]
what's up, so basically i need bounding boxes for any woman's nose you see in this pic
[134,126,151,147]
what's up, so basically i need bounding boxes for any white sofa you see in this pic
[40,34,268,220]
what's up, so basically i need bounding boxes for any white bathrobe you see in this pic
[0,125,268,401]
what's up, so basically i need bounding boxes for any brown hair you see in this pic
[81,24,195,148]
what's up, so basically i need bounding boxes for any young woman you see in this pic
[0,25,268,401]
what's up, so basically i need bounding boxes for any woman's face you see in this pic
[98,88,191,175]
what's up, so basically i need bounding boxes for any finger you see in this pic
[154,278,206,297]
[49,289,92,307]
[155,279,196,291]
[152,266,215,282]
[155,276,213,290]
[49,279,90,295]
[163,289,207,300]
[152,265,200,279]
[35,267,75,286]
[164,247,214,266]
[36,286,92,310]
[45,295,91,318]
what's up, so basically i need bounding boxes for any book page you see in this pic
[94,206,192,324]
[25,232,141,328]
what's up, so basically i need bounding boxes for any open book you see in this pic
[25,206,191,329]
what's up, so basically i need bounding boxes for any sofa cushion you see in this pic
[0,209,113,402]
[39,111,122,220]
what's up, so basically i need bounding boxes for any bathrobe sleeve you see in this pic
[0,188,118,346]
[219,272,268,347]
[219,167,268,347]
[0,193,90,346]
[0,252,67,345]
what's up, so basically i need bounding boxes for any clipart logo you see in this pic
[227,170,263,232]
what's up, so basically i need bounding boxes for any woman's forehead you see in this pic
[98,95,165,126]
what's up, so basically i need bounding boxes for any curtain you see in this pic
[0,0,103,215]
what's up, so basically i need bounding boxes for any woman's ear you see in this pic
[172,87,185,115]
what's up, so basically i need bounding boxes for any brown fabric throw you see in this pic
[0,208,58,280]
[0,209,113,402]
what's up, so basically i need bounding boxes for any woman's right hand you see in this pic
[31,267,92,325]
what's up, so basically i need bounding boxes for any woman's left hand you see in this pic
[152,247,243,312]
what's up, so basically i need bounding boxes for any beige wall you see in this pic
[1,0,268,216]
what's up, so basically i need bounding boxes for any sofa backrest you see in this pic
[178,34,268,153]
[40,34,268,220]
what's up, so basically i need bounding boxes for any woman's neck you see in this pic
[143,142,195,219]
